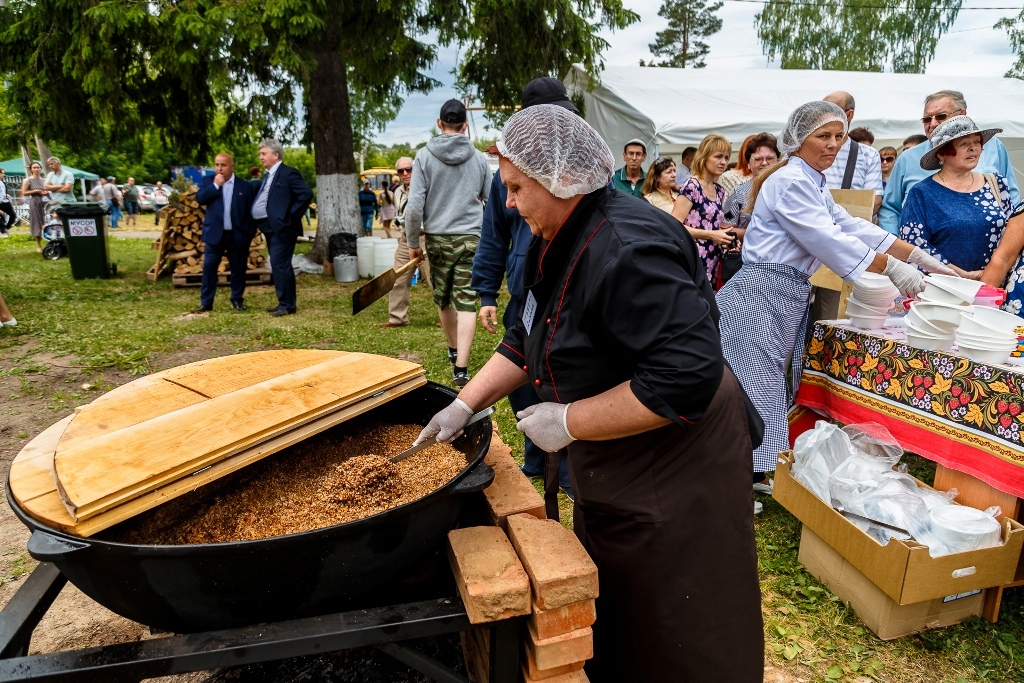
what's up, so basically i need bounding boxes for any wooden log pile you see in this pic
[147,191,268,283]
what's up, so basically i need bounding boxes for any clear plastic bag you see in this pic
[918,486,959,511]
[792,421,856,502]
[861,478,932,545]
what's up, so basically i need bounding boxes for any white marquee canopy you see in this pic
[566,65,1024,184]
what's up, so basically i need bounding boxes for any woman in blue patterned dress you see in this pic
[899,116,1011,276]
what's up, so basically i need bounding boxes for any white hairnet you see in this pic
[496,104,615,199]
[779,101,848,157]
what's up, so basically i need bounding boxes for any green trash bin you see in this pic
[56,202,115,279]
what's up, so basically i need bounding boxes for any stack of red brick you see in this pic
[449,430,599,683]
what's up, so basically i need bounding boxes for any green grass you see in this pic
[1,228,1023,681]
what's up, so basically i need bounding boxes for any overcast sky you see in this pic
[376,0,1021,146]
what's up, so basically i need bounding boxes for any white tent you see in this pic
[565,65,1024,185]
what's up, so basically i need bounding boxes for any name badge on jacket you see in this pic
[522,290,537,335]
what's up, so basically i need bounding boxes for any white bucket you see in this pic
[356,236,381,278]
[373,239,399,276]
[334,255,358,282]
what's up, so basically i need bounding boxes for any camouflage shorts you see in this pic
[425,233,479,312]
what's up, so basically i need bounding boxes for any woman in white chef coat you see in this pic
[717,101,956,484]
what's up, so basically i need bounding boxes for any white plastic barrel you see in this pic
[356,236,381,278]
[373,239,399,276]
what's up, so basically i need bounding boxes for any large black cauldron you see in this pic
[8,383,492,633]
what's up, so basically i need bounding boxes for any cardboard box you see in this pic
[799,526,984,639]
[776,451,1024,604]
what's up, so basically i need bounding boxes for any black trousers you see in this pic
[200,231,250,308]
[0,201,16,231]
[262,225,298,310]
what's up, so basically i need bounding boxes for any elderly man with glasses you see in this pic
[879,89,1019,235]
[382,157,431,328]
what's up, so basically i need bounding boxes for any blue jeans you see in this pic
[361,212,374,235]
[109,204,122,228]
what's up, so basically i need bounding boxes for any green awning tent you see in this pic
[1,158,99,200]
[0,158,98,180]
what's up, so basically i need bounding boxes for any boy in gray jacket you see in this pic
[406,99,492,387]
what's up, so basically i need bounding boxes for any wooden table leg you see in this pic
[933,464,1021,522]
[933,464,1024,623]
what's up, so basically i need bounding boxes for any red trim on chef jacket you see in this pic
[545,219,607,403]
[500,342,524,359]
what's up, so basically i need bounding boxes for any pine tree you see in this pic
[649,0,724,69]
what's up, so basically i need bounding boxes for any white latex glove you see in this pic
[516,402,577,453]
[413,398,474,445]
[882,255,926,297]
[907,247,957,276]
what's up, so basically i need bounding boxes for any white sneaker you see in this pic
[753,478,774,496]
[1,318,16,327]
[754,501,763,515]
[0,232,8,238]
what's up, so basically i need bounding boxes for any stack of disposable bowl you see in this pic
[955,305,1022,364]
[845,273,899,329]
[919,274,982,306]
[906,301,964,351]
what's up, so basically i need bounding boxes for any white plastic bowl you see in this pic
[905,319,951,339]
[967,305,1024,337]
[956,342,1012,365]
[926,274,984,302]
[955,331,1017,349]
[847,313,889,330]
[958,314,1018,342]
[929,505,1002,552]
[907,330,955,351]
[845,298,891,316]
[921,281,973,306]
[911,301,969,326]
[905,308,955,335]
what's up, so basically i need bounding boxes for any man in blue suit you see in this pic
[251,138,313,316]
[192,152,259,313]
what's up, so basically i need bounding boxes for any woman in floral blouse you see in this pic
[899,116,1011,277]
[671,133,734,289]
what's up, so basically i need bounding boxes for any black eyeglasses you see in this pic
[920,110,963,125]
[881,156,896,163]
[396,167,412,174]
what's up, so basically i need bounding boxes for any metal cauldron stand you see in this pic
[0,562,521,682]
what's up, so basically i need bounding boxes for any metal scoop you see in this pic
[390,407,495,464]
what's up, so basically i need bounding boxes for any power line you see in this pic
[722,0,1022,8]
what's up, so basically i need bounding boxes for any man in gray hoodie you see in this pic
[406,99,492,387]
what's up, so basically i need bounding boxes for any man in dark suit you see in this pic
[192,152,259,313]
[251,138,313,316]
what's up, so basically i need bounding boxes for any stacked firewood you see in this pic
[147,190,267,281]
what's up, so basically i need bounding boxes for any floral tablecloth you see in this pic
[795,320,1024,498]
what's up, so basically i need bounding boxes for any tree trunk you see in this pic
[34,134,50,164]
[20,139,32,170]
[306,19,361,265]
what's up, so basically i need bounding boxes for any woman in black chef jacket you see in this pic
[415,105,764,682]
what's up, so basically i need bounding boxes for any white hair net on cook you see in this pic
[496,104,615,199]
[779,101,848,157]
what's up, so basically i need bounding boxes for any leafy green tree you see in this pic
[648,0,723,68]
[997,12,1024,78]
[0,0,636,263]
[756,0,962,73]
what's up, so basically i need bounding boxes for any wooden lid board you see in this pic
[18,351,424,527]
